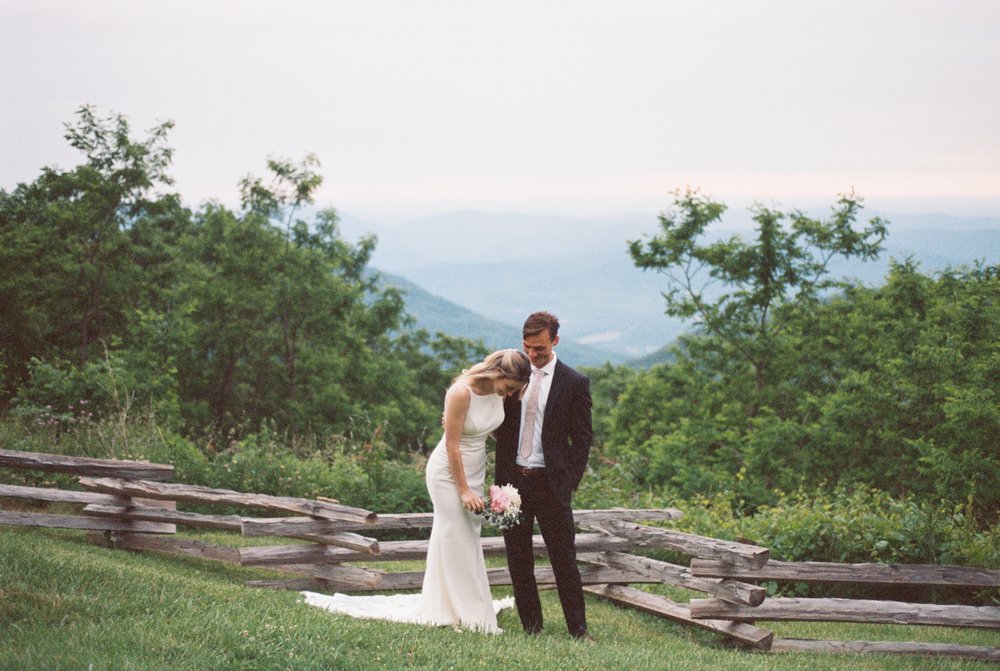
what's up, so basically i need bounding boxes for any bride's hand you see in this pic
[461,489,484,513]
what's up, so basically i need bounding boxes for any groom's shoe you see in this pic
[572,631,595,644]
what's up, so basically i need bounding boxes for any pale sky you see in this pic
[3,0,999,222]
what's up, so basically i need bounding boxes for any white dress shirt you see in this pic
[516,352,557,469]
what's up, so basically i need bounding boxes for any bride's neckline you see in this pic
[458,379,495,397]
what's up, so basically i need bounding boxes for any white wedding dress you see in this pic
[301,383,513,633]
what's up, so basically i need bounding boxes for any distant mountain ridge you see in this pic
[378,272,622,367]
[341,208,1000,367]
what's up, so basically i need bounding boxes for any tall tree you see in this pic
[628,188,887,416]
[175,158,421,442]
[0,106,176,402]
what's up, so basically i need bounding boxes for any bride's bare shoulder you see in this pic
[446,378,474,398]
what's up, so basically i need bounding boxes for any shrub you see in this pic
[10,353,180,435]
[203,428,431,516]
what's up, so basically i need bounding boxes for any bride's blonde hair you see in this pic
[459,349,531,393]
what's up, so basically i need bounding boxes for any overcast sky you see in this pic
[3,0,999,223]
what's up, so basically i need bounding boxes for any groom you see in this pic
[495,311,593,639]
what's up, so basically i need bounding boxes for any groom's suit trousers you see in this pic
[503,470,587,637]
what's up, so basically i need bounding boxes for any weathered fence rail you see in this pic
[238,532,638,566]
[691,558,1000,589]
[0,482,133,505]
[78,477,376,524]
[3,448,999,662]
[583,583,775,649]
[584,519,770,568]
[0,448,173,480]
[0,509,175,534]
[580,551,766,606]
[690,597,1000,629]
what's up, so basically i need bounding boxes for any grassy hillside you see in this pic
[2,526,998,671]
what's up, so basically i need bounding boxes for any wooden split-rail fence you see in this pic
[1,448,999,662]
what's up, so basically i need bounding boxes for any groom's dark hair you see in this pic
[523,311,560,340]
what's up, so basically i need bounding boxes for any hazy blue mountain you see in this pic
[339,210,661,269]
[622,345,677,370]
[870,211,1000,232]
[829,228,1000,285]
[341,209,999,366]
[390,249,686,360]
[377,272,623,367]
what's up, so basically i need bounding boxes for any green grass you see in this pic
[1,527,998,671]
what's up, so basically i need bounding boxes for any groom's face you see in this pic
[523,331,558,369]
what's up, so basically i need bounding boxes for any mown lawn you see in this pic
[1,526,997,671]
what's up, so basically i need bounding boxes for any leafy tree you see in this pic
[239,155,323,242]
[628,188,887,415]
[580,362,638,448]
[607,344,749,497]
[611,189,889,506]
[786,261,1000,521]
[4,106,609,461]
[387,329,491,449]
[608,253,1000,522]
[0,106,178,404]
[174,203,284,433]
[172,157,439,445]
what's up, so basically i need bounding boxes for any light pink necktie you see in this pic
[519,368,545,459]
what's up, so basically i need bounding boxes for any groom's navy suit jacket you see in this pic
[495,359,593,505]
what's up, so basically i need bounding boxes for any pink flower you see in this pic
[480,483,523,531]
[489,485,511,512]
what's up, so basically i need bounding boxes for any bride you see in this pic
[302,349,531,633]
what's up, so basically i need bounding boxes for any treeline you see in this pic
[0,106,486,449]
[584,190,999,524]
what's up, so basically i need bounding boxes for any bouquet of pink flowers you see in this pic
[479,483,522,531]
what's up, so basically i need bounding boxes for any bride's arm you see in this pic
[442,383,484,513]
